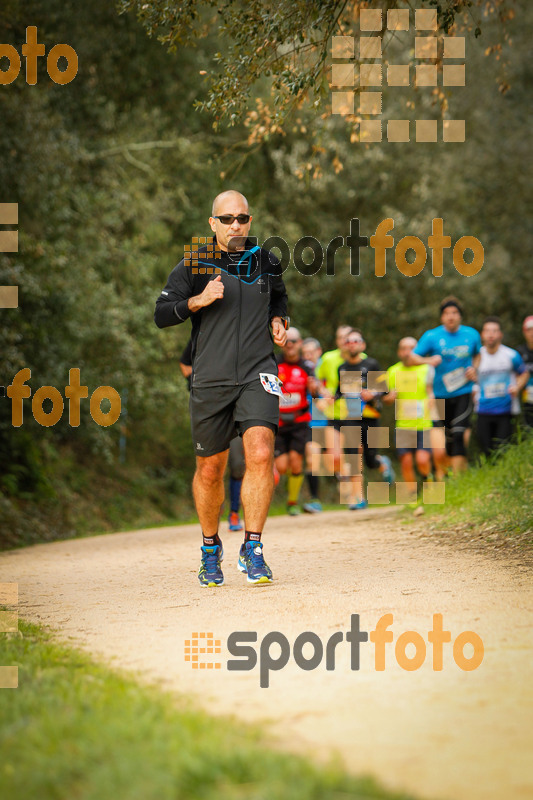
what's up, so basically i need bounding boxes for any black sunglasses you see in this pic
[214,214,251,225]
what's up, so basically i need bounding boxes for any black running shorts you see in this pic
[274,422,311,457]
[190,378,279,457]
[433,393,473,456]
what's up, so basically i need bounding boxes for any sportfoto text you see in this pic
[6,368,121,428]
[0,27,78,85]
[252,218,484,279]
[226,614,484,688]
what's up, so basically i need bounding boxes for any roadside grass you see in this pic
[3,469,394,546]
[2,458,396,549]
[0,621,417,800]
[426,431,533,538]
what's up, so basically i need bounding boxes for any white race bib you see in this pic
[260,373,283,397]
[280,391,302,408]
[442,367,468,393]
[484,382,506,399]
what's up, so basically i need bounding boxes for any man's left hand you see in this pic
[271,318,287,346]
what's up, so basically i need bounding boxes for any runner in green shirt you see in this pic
[315,324,352,478]
[384,337,437,497]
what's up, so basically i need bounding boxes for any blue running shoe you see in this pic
[237,541,272,585]
[349,499,368,510]
[198,544,224,587]
[303,500,322,513]
[379,455,395,484]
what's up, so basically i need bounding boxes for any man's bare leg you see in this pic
[193,450,229,537]
[430,426,448,480]
[451,455,468,473]
[275,452,289,477]
[324,425,343,475]
[400,452,416,483]
[241,426,275,532]
[415,450,431,478]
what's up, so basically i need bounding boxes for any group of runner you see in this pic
[264,298,533,516]
[156,190,531,587]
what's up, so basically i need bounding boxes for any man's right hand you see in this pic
[428,355,442,367]
[200,275,224,306]
[188,275,224,312]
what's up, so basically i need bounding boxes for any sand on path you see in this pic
[1,507,531,800]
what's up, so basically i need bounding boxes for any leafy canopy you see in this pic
[118,0,514,139]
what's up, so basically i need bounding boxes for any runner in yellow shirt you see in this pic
[315,324,353,477]
[384,337,436,498]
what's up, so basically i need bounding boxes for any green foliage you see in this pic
[0,621,418,800]
[119,0,513,133]
[1,0,211,540]
[429,431,533,537]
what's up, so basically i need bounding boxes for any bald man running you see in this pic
[155,190,289,587]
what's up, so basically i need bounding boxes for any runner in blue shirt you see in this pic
[473,317,528,455]
[407,296,481,475]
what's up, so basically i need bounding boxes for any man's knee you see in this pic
[248,443,274,469]
[196,455,226,484]
[400,453,413,468]
[288,451,303,473]
[275,453,288,474]
[415,451,430,469]
[244,431,274,470]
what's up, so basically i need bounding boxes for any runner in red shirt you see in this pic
[275,328,318,515]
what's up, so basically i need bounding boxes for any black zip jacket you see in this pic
[154,237,288,387]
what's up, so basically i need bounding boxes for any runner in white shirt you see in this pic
[472,317,528,456]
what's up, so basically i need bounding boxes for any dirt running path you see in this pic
[1,508,532,800]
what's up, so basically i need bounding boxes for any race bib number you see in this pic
[280,392,302,409]
[398,399,424,421]
[260,373,283,397]
[442,367,468,393]
[484,381,506,400]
